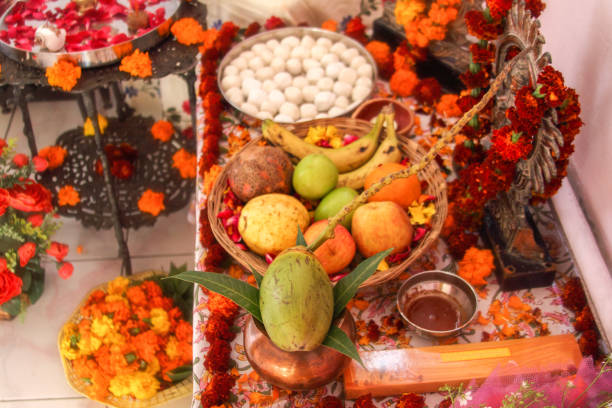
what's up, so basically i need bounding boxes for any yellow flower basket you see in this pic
[58,271,192,408]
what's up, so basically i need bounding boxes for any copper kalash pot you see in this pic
[243,310,356,391]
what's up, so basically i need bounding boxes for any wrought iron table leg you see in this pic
[77,95,88,121]
[181,68,198,137]
[110,82,134,121]
[13,86,37,156]
[82,90,133,276]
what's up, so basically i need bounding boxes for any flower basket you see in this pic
[208,118,448,287]
[58,271,192,408]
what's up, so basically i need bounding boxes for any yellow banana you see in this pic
[336,113,402,189]
[261,115,383,173]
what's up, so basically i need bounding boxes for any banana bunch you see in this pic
[261,112,402,189]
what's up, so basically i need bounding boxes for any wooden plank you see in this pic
[343,334,582,398]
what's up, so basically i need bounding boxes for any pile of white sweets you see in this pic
[220,34,375,122]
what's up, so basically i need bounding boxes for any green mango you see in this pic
[314,187,359,229]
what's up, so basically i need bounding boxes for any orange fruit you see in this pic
[364,162,421,208]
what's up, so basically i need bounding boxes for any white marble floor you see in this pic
[0,96,195,407]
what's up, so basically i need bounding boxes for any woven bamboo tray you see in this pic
[58,271,192,408]
[208,117,448,288]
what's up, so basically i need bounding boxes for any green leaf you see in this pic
[248,264,263,288]
[28,274,45,305]
[296,225,307,247]
[332,249,392,319]
[124,352,137,364]
[20,269,32,292]
[0,295,22,317]
[322,325,364,367]
[167,364,192,382]
[168,271,262,323]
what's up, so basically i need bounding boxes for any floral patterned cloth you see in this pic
[191,69,583,406]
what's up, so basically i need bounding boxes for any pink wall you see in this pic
[539,1,612,265]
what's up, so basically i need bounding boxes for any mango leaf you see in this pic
[248,264,263,288]
[167,364,192,383]
[168,271,262,323]
[296,225,307,247]
[322,325,364,368]
[332,249,392,319]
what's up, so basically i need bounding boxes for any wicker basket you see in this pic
[58,271,192,408]
[208,118,448,287]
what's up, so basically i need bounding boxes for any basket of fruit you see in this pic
[208,113,447,287]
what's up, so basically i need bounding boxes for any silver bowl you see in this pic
[397,270,478,338]
[217,26,378,123]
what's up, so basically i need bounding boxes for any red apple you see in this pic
[304,220,356,275]
[351,201,413,257]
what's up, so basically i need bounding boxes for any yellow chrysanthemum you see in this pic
[108,374,132,397]
[59,323,80,360]
[395,0,426,26]
[91,315,115,339]
[104,294,128,305]
[165,335,180,360]
[77,332,102,355]
[83,114,108,136]
[107,276,129,295]
[150,308,170,335]
[144,356,160,376]
[105,330,126,346]
[130,372,160,400]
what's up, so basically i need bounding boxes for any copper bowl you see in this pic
[243,310,356,391]
[351,98,415,136]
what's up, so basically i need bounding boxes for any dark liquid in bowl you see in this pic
[405,295,461,331]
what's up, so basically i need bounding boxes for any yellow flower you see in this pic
[107,276,129,295]
[105,331,125,346]
[144,356,161,376]
[377,259,389,271]
[150,308,170,335]
[130,372,160,400]
[59,323,80,360]
[165,335,180,360]
[91,315,115,339]
[77,332,102,355]
[104,294,128,305]
[83,114,108,136]
[395,0,426,26]
[408,201,436,225]
[109,374,132,397]
[329,137,343,149]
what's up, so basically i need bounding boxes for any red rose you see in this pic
[18,242,36,267]
[0,139,6,155]
[58,262,74,279]
[32,156,49,172]
[13,153,29,168]
[27,213,44,227]
[0,268,22,306]
[264,16,285,30]
[0,188,8,216]
[46,241,69,262]
[7,180,53,213]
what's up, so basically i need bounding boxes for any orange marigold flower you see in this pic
[58,185,80,206]
[132,330,161,362]
[203,164,222,195]
[151,120,174,142]
[171,17,206,45]
[119,49,152,78]
[172,148,197,179]
[321,19,338,32]
[390,68,419,97]
[435,94,462,117]
[207,292,239,320]
[175,320,192,343]
[457,246,494,286]
[46,60,82,92]
[126,286,147,306]
[38,145,67,170]
[365,41,392,77]
[395,0,426,26]
[137,189,165,216]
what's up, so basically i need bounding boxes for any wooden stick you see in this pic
[307,48,529,252]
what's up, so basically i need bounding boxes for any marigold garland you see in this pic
[58,185,80,206]
[457,247,495,286]
[46,60,82,92]
[171,17,206,45]
[137,189,165,216]
[151,120,174,142]
[38,145,67,170]
[119,49,152,78]
[171,148,197,179]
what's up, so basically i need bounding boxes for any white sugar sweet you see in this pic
[262,79,277,92]
[281,35,300,48]
[310,45,328,61]
[239,69,255,80]
[256,111,274,120]
[241,50,255,61]
[286,58,302,75]
[356,76,373,89]
[256,67,275,81]
[273,72,293,88]
[338,67,357,85]
[260,49,274,64]
[225,87,243,106]
[260,100,278,115]
[266,39,280,49]
[329,106,344,117]
[350,56,367,70]
[248,56,264,71]
[315,113,328,119]
[284,86,303,105]
[352,85,370,102]
[317,77,334,92]
[306,67,325,83]
[248,88,267,107]
[274,113,294,123]
[330,42,347,55]
[270,57,285,73]
[268,89,286,110]
[241,77,261,96]
[357,64,373,78]
[302,85,318,102]
[241,102,258,117]
[302,58,321,72]
[300,103,317,119]
[321,53,339,66]
[279,102,300,121]
[231,57,247,70]
[273,45,290,59]
[325,62,344,79]
[221,75,240,91]
[223,65,239,77]
[334,95,349,109]
[314,91,335,112]
[291,46,309,60]
[301,35,315,49]
[332,81,352,98]
[252,43,267,54]
[341,48,359,64]
[292,76,308,89]
[316,37,333,49]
